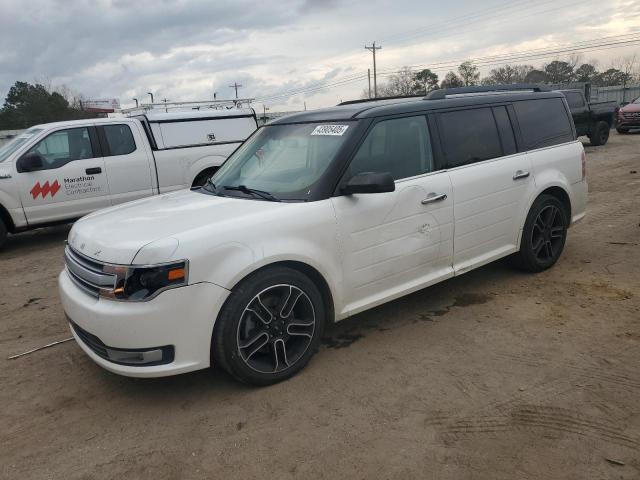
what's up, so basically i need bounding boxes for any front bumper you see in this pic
[59,270,230,377]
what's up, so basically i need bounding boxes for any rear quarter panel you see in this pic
[154,143,239,192]
[526,140,587,227]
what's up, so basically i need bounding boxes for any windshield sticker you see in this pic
[311,125,349,136]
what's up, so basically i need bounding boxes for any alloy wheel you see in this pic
[531,205,565,263]
[236,284,316,374]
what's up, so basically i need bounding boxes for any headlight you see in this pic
[103,261,188,301]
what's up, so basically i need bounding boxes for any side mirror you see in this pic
[342,172,395,195]
[18,153,44,172]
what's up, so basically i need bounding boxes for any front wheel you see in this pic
[212,267,326,385]
[589,121,610,146]
[514,195,568,272]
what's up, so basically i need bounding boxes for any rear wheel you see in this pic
[514,195,568,272]
[212,267,326,386]
[616,127,629,134]
[0,219,6,249]
[589,121,610,146]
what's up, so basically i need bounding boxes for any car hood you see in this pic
[621,103,640,113]
[68,189,289,265]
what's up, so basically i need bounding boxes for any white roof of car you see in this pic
[27,108,256,131]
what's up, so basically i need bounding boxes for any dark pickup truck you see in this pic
[557,89,618,146]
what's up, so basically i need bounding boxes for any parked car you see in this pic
[616,96,640,133]
[557,89,618,146]
[0,109,258,248]
[59,86,587,385]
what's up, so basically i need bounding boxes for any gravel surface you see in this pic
[1,132,639,479]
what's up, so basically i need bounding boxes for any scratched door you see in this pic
[16,127,110,225]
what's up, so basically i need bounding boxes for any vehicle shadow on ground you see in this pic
[0,225,71,257]
[86,257,528,397]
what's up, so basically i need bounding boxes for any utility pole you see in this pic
[368,68,372,98]
[147,92,154,103]
[229,82,243,99]
[161,98,170,113]
[262,105,269,123]
[365,42,381,98]
[304,101,307,111]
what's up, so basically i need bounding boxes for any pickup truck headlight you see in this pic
[104,261,188,301]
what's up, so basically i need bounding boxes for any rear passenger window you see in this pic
[438,108,502,168]
[349,116,433,180]
[513,98,574,150]
[103,124,136,156]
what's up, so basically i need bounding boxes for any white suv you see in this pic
[59,86,587,385]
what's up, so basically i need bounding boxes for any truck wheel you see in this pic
[616,128,629,134]
[514,195,568,273]
[0,218,7,250]
[589,121,610,146]
[212,266,326,386]
[192,168,217,188]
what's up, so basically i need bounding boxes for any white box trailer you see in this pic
[0,109,258,247]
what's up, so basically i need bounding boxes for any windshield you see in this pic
[0,128,43,163]
[207,122,354,200]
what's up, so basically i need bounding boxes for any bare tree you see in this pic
[441,71,464,89]
[377,67,416,96]
[458,61,480,86]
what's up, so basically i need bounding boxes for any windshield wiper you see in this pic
[223,185,281,202]
[202,177,217,193]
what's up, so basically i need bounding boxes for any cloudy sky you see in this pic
[0,0,639,112]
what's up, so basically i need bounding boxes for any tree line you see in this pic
[0,81,97,130]
[366,55,640,97]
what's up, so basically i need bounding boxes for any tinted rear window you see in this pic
[563,91,584,108]
[439,107,503,168]
[513,98,574,149]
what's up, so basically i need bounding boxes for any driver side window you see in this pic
[27,127,96,170]
[348,115,433,180]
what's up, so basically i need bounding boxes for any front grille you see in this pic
[622,112,640,119]
[64,246,115,298]
[70,321,175,366]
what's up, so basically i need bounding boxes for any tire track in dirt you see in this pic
[431,405,639,449]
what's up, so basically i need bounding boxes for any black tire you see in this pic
[514,194,568,273]
[0,218,6,250]
[191,168,217,188]
[616,127,629,134]
[212,266,326,386]
[589,121,610,146]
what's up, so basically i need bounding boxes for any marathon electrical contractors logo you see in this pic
[30,175,101,200]
[30,180,61,199]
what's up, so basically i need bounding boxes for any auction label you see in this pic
[311,125,349,136]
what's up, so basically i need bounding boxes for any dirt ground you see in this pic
[1,132,639,480]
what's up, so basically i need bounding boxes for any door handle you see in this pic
[421,193,447,205]
[85,167,102,175]
[513,170,530,180]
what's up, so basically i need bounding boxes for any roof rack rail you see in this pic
[338,94,424,106]
[425,84,550,100]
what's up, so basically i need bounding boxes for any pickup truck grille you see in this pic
[64,246,116,298]
[622,112,640,119]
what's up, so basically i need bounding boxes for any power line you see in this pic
[253,34,640,104]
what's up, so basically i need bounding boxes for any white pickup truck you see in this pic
[0,109,258,247]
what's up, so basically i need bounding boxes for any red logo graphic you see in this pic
[30,180,61,199]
